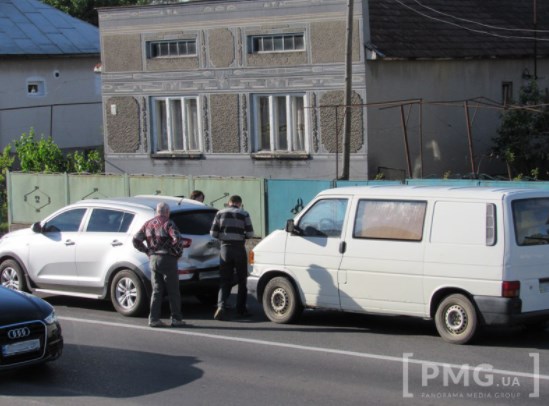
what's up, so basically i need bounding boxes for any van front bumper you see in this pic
[247,275,259,299]
[474,295,549,326]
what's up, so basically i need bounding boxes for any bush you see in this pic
[0,146,15,232]
[14,128,66,172]
[1,128,104,230]
[67,149,104,174]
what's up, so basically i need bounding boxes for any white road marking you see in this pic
[59,316,549,381]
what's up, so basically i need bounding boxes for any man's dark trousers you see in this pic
[217,243,248,312]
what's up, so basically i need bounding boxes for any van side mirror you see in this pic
[31,222,43,233]
[285,219,295,233]
[285,219,302,235]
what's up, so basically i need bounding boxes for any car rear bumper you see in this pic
[179,267,220,293]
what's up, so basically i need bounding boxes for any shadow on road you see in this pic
[0,344,202,399]
[43,294,549,350]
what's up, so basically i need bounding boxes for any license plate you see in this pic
[540,281,549,294]
[2,339,41,357]
[199,270,219,280]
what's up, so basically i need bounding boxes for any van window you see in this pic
[353,200,426,241]
[512,198,549,246]
[297,198,347,237]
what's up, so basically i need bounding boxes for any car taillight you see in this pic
[182,238,192,248]
[502,281,520,298]
[249,250,254,265]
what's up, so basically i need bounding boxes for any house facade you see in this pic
[97,0,549,180]
[0,0,102,151]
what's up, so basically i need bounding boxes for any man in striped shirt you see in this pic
[210,195,254,320]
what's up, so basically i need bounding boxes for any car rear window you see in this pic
[171,210,217,235]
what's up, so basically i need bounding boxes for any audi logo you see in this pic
[7,327,31,340]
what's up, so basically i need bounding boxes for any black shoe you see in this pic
[214,307,226,321]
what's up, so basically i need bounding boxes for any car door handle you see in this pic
[111,240,123,247]
[65,240,75,246]
[339,241,346,254]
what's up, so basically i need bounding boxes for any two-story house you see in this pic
[97,0,549,180]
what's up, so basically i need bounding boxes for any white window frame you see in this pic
[252,94,308,153]
[151,96,202,153]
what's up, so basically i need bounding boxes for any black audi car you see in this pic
[0,286,63,369]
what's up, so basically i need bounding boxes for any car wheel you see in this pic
[110,270,147,317]
[435,294,478,345]
[0,259,27,291]
[262,276,303,324]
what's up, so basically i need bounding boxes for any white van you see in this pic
[247,185,549,344]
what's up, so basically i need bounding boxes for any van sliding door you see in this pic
[339,199,427,315]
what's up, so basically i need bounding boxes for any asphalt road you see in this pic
[1,292,548,406]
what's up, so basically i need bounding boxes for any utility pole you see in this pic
[341,0,353,180]
[534,0,538,80]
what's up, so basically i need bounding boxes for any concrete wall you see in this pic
[0,57,103,150]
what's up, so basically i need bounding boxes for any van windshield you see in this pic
[513,198,549,246]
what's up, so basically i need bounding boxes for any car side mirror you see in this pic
[31,222,43,233]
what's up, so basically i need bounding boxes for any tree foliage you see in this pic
[492,81,549,180]
[12,128,104,174]
[41,0,150,26]
[14,128,66,173]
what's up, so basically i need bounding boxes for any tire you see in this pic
[262,276,303,324]
[435,294,478,345]
[110,270,147,317]
[0,259,27,292]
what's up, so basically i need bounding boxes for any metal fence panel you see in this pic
[406,179,481,187]
[479,180,549,189]
[8,172,549,237]
[266,179,332,234]
[129,175,190,197]
[68,174,128,203]
[8,172,67,224]
[191,177,265,238]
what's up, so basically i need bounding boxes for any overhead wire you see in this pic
[391,0,549,42]
[411,0,549,33]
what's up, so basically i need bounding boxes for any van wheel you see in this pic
[0,259,27,292]
[262,277,303,324]
[110,270,147,317]
[435,294,478,345]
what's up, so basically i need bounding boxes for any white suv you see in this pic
[0,195,220,316]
